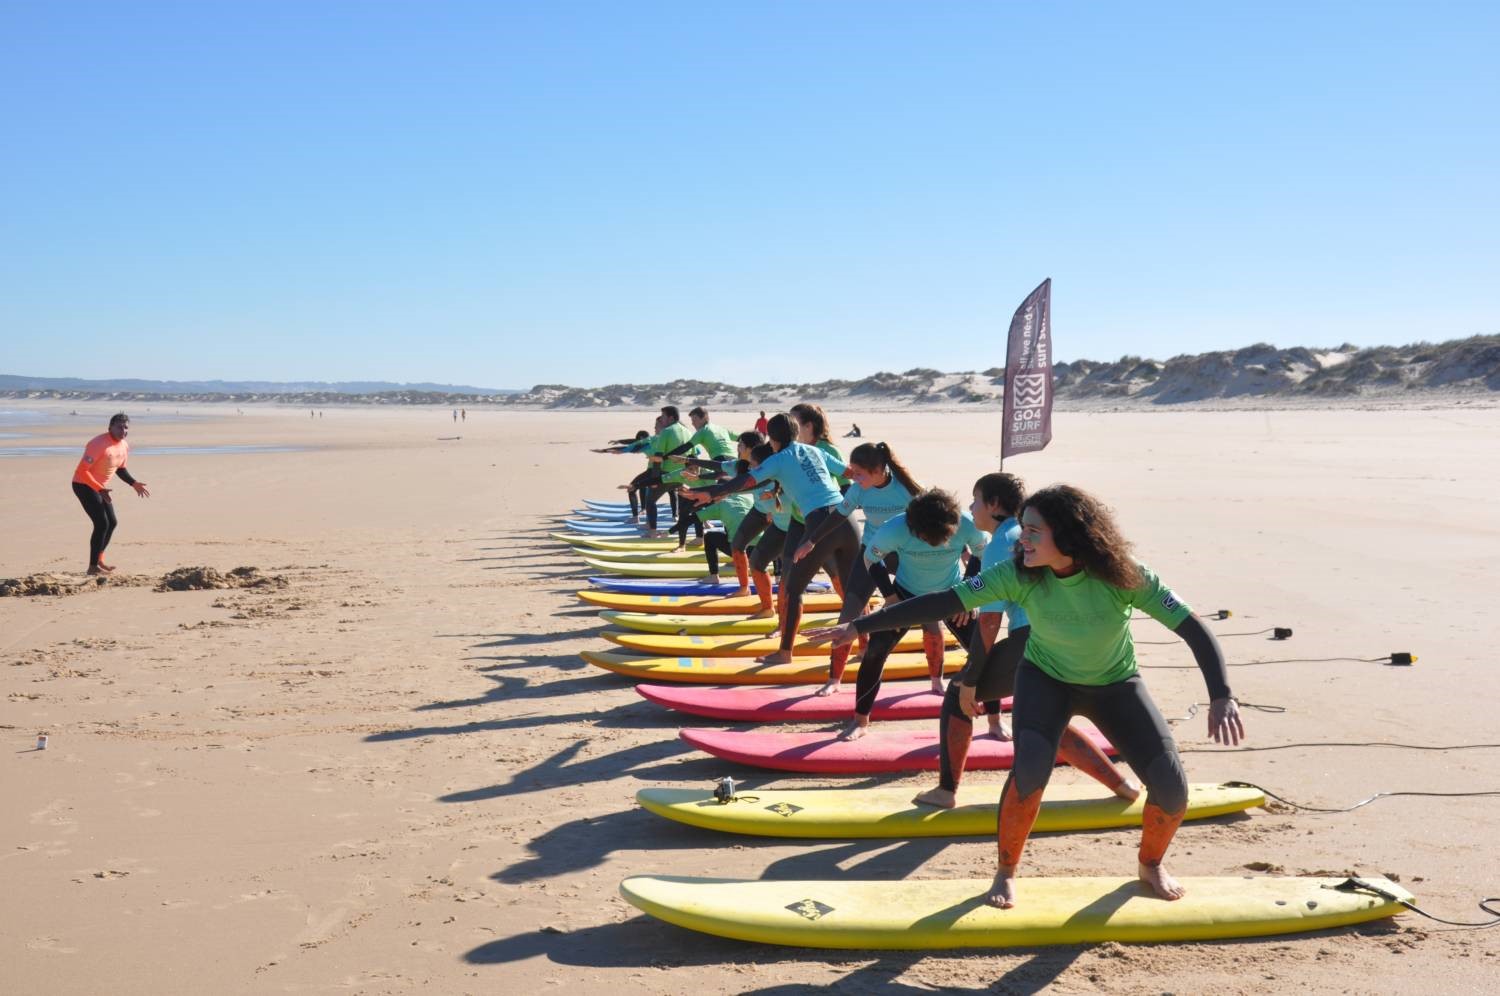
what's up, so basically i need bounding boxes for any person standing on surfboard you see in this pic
[910,473,1138,809]
[686,413,859,665]
[71,412,150,575]
[807,484,1242,907]
[820,489,987,741]
[793,441,924,695]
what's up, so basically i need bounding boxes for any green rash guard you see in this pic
[688,423,737,461]
[814,439,850,486]
[651,421,693,485]
[953,560,1192,686]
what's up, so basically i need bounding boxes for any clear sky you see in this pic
[3,1,1495,389]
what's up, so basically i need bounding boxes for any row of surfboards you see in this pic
[548,499,1411,947]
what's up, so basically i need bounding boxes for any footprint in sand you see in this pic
[30,799,77,834]
[27,936,79,954]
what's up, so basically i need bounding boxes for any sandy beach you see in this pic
[3,401,1498,994]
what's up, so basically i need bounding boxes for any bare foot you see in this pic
[929,678,945,697]
[987,717,1012,740]
[671,545,687,554]
[912,787,957,809]
[836,718,869,742]
[748,607,776,620]
[1113,779,1143,802]
[95,562,116,574]
[755,650,793,665]
[732,588,751,599]
[985,869,1019,909]
[1139,862,1186,901]
[814,679,840,697]
[85,567,103,576]
[698,574,722,585]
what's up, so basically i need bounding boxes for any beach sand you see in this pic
[3,402,1498,994]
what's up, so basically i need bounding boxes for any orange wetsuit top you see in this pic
[72,433,130,491]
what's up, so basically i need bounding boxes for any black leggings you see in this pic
[836,543,877,624]
[672,494,705,544]
[852,583,975,716]
[936,622,1022,791]
[73,481,118,571]
[1004,660,1187,813]
[703,530,733,575]
[627,470,656,517]
[778,505,860,652]
[749,521,786,574]
[732,509,768,555]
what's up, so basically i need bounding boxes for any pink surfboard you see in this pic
[678,725,1114,774]
[638,682,1012,722]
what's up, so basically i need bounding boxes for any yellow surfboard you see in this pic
[575,549,709,564]
[577,590,849,615]
[580,649,958,685]
[600,610,842,635]
[604,630,955,658]
[549,532,682,551]
[619,875,1412,949]
[583,558,712,578]
[636,783,1266,838]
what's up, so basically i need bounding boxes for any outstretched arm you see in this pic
[1173,613,1242,745]
[794,510,850,562]
[684,472,757,505]
[804,589,964,648]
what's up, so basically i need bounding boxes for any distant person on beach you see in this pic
[452,409,458,423]
[754,411,769,434]
[461,409,466,422]
[807,484,1243,908]
[846,423,862,437]
[71,412,150,575]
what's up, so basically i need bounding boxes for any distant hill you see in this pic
[0,375,519,396]
[2,336,1495,408]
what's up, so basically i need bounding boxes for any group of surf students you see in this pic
[595,404,1245,909]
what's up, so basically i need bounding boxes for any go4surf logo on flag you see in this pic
[1002,278,1054,459]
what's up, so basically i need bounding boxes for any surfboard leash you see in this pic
[1220,779,1500,814]
[1330,878,1500,929]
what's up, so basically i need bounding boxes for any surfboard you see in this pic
[563,519,649,535]
[551,535,691,552]
[678,726,1114,773]
[584,499,667,512]
[635,782,1264,838]
[580,649,961,685]
[586,578,831,596]
[618,875,1411,948]
[604,629,955,658]
[584,558,714,578]
[574,549,709,564]
[601,610,842,635]
[634,681,1006,721]
[578,589,846,613]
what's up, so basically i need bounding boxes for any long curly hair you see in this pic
[1015,485,1141,589]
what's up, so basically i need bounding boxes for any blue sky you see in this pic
[3,1,1495,388]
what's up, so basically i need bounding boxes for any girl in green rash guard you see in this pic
[686,413,860,665]
[679,432,764,589]
[794,441,924,694]
[806,485,1244,909]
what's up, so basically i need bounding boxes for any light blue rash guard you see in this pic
[865,511,990,595]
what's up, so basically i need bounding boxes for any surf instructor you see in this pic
[72,412,150,574]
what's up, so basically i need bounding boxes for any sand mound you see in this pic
[154,566,289,592]
[0,573,108,597]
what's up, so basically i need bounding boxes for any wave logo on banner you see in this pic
[1001,279,1053,460]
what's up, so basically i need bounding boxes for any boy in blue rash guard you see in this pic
[835,489,988,742]
[686,413,861,664]
[794,441,923,692]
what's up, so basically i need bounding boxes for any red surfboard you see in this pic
[679,725,1114,774]
[637,682,1012,722]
